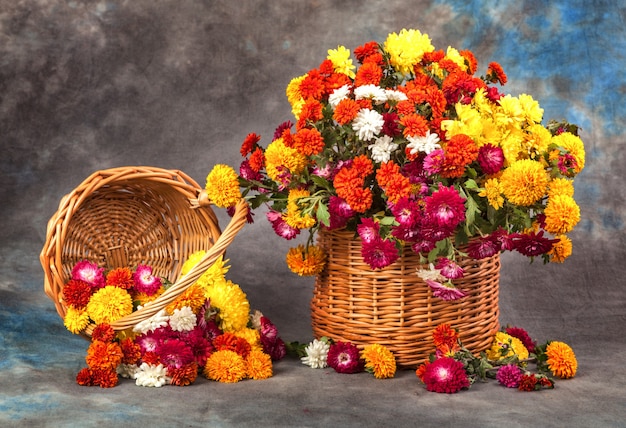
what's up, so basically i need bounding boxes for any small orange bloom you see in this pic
[486,61,507,85]
[376,161,411,204]
[291,127,326,156]
[333,98,361,125]
[240,133,261,157]
[299,70,326,100]
[106,267,134,290]
[354,61,383,86]
[440,134,479,178]
[401,113,429,137]
[248,147,265,172]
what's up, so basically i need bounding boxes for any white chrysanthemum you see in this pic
[169,306,197,332]
[301,339,331,369]
[133,363,170,387]
[328,84,352,108]
[354,84,387,105]
[406,130,441,155]
[133,308,169,334]
[368,135,399,163]
[352,108,385,141]
[117,363,139,379]
[249,309,264,330]
[384,89,408,103]
[416,263,445,282]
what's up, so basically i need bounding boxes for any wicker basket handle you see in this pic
[88,198,249,335]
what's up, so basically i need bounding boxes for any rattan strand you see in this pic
[40,166,248,338]
[311,228,500,368]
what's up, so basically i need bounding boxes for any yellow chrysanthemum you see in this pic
[234,328,262,351]
[284,188,316,229]
[499,129,526,164]
[133,286,165,307]
[196,255,230,291]
[486,332,529,362]
[286,74,307,118]
[86,285,133,325]
[525,124,552,158]
[544,194,580,234]
[64,306,90,334]
[204,350,247,383]
[361,344,397,379]
[496,95,525,130]
[246,349,273,380]
[327,45,356,78]
[479,178,504,210]
[548,235,573,263]
[551,132,586,174]
[500,159,549,206]
[444,46,467,71]
[205,164,242,208]
[205,278,250,332]
[441,103,483,142]
[285,244,327,276]
[546,341,577,379]
[180,251,206,276]
[384,28,434,75]
[166,284,206,314]
[547,177,575,199]
[518,93,544,124]
[264,138,307,182]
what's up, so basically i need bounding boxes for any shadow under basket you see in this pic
[40,166,248,338]
[311,229,500,368]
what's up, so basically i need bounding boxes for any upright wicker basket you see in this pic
[40,166,248,337]
[311,229,500,368]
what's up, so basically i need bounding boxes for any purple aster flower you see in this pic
[496,364,524,388]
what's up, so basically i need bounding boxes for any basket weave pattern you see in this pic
[41,166,248,337]
[311,229,500,368]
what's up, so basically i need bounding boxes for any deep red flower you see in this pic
[423,185,466,230]
[467,237,500,259]
[518,373,539,391]
[361,237,399,270]
[327,342,364,374]
[422,357,470,393]
[62,279,93,309]
[168,362,199,386]
[156,339,196,370]
[505,326,537,354]
[477,143,504,175]
[513,231,560,257]
[91,324,116,343]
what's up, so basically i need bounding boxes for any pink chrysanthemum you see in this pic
[156,339,195,370]
[423,185,466,230]
[327,342,364,374]
[266,210,300,240]
[361,237,399,270]
[505,326,537,354]
[477,143,504,175]
[426,280,466,301]
[422,356,470,393]
[132,264,162,296]
[390,197,420,228]
[327,196,355,229]
[357,218,380,243]
[435,258,464,280]
[135,329,170,354]
[71,260,105,289]
[496,364,523,388]
[423,148,444,175]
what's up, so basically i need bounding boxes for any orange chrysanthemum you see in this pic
[395,100,416,116]
[240,132,261,157]
[486,61,507,85]
[106,267,134,290]
[361,344,396,379]
[299,70,326,100]
[325,72,352,93]
[290,127,326,156]
[401,113,429,137]
[169,362,199,386]
[248,147,265,173]
[286,244,327,276]
[548,234,573,263]
[546,341,577,379]
[432,324,459,351]
[354,61,383,86]
[62,279,93,309]
[204,350,247,383]
[85,340,123,371]
[90,368,119,388]
[246,349,273,380]
[440,134,479,178]
[333,98,361,125]
[214,332,252,358]
[459,49,478,74]
[376,161,412,204]
[354,41,380,63]
[166,284,206,314]
[334,155,374,213]
[120,337,142,365]
[297,99,324,129]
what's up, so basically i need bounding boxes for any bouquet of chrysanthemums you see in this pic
[204,27,586,297]
[62,256,286,387]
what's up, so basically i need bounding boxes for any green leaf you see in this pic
[316,203,331,227]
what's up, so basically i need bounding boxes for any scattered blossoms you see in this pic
[67,257,286,388]
[205,28,586,302]
[415,323,577,393]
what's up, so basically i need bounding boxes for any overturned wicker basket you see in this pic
[311,229,500,368]
[41,166,248,337]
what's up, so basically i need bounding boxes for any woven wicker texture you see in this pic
[41,166,248,337]
[311,229,500,368]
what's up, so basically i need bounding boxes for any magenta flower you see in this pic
[477,143,504,175]
[156,339,195,370]
[71,260,105,288]
[361,237,399,270]
[327,196,355,229]
[423,148,444,175]
[467,237,500,259]
[327,342,364,374]
[513,231,559,257]
[273,120,293,140]
[435,258,464,280]
[382,112,401,137]
[239,159,263,181]
[423,185,466,230]
[357,218,380,244]
[266,210,300,240]
[132,264,162,295]
[496,364,524,388]
[390,197,420,228]
[422,357,470,393]
[177,327,214,367]
[426,280,466,301]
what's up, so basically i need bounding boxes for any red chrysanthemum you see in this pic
[76,367,93,386]
[459,49,478,74]
[423,184,466,230]
[90,368,119,388]
[105,267,134,290]
[297,98,324,129]
[248,147,265,173]
[518,373,539,391]
[168,362,199,386]
[354,41,380,63]
[327,342,364,374]
[62,279,93,309]
[422,357,470,393]
[333,98,361,125]
[505,326,537,354]
[467,236,501,259]
[477,143,504,175]
[486,61,508,85]
[91,324,116,343]
[240,132,261,157]
[325,72,352,93]
[513,231,560,257]
[156,339,196,370]
[120,337,142,365]
[299,70,326,100]
[361,236,399,270]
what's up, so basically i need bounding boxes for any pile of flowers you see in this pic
[62,257,286,387]
[414,324,577,393]
[204,27,586,297]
